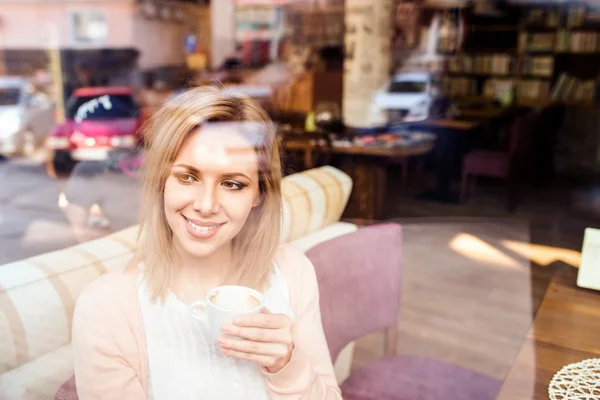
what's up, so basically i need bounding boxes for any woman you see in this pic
[72,87,342,399]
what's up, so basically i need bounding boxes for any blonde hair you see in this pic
[133,86,282,301]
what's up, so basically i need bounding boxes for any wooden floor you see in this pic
[347,172,600,386]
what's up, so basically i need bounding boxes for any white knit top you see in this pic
[137,264,294,400]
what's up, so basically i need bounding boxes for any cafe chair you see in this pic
[460,111,538,211]
[307,224,502,400]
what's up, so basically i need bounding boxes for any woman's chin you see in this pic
[180,239,221,259]
[171,221,238,260]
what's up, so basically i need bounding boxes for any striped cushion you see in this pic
[0,227,138,374]
[281,166,352,243]
[0,344,73,400]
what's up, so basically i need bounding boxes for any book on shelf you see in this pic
[521,56,554,77]
[520,32,555,52]
[555,29,569,52]
[551,73,597,102]
[567,6,586,28]
[442,77,477,97]
[524,6,584,28]
[568,32,600,53]
[525,8,545,26]
[518,32,527,52]
[438,37,459,53]
[483,79,515,101]
[517,79,551,100]
[463,56,473,73]
[446,54,513,75]
[448,57,462,73]
[525,8,561,28]
[520,31,600,53]
[547,10,561,28]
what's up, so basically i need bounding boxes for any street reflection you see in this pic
[61,151,142,244]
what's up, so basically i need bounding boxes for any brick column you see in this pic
[343,0,393,128]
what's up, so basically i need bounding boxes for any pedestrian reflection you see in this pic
[61,149,142,242]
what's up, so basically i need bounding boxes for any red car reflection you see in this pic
[46,87,142,175]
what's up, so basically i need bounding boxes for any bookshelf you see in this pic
[438,2,600,107]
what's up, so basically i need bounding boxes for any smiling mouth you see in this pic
[184,216,225,233]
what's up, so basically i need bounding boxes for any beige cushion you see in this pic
[290,222,358,252]
[0,344,73,400]
[0,227,137,373]
[281,166,353,243]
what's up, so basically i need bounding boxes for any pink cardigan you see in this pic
[72,244,342,399]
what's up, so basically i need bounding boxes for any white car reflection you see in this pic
[0,77,54,157]
[371,72,442,126]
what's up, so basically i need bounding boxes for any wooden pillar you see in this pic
[343,0,393,128]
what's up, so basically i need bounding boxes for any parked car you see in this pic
[0,76,55,158]
[371,72,443,126]
[46,87,142,176]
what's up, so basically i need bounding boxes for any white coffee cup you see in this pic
[189,285,265,340]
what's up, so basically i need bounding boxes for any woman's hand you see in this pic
[217,310,295,374]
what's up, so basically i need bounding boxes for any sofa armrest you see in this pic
[0,227,137,373]
[290,222,358,252]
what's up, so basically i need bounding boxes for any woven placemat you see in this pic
[549,358,600,399]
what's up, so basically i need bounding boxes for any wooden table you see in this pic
[408,118,481,131]
[458,107,509,120]
[331,142,434,157]
[282,130,436,220]
[330,142,434,220]
[283,136,330,170]
[497,267,600,399]
[285,135,435,220]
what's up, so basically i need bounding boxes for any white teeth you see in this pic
[185,218,220,233]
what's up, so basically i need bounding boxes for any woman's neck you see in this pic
[171,242,233,303]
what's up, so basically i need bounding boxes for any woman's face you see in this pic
[164,124,261,261]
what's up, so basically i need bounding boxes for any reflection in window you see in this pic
[71,11,108,44]
[388,81,426,93]
[67,95,138,122]
[0,88,20,106]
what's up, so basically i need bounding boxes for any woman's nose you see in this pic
[192,185,219,215]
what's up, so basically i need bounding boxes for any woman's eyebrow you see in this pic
[173,164,252,182]
[173,163,200,174]
[221,173,252,182]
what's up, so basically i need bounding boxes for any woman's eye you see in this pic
[222,181,245,190]
[178,174,197,184]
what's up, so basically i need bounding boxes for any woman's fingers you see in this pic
[222,324,290,343]
[219,312,295,372]
[218,347,278,368]
[233,312,291,330]
[217,337,288,357]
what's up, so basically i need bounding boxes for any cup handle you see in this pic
[189,300,207,319]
